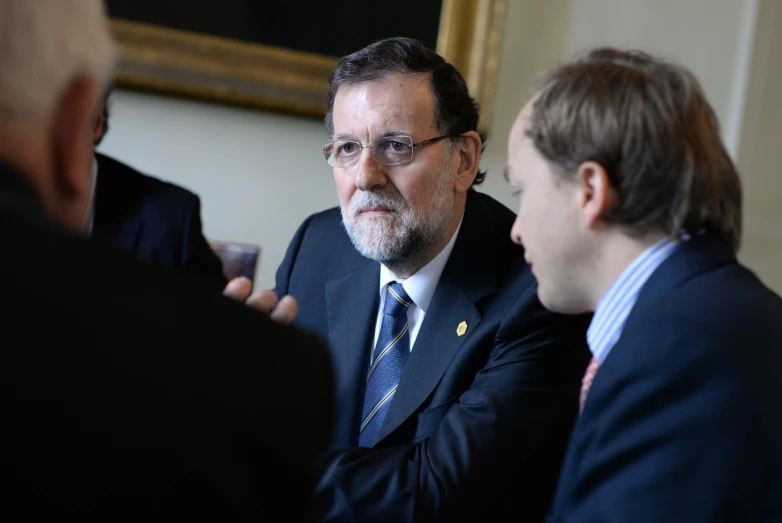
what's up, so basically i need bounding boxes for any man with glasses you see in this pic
[264,37,591,522]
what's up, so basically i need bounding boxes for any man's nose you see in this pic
[354,147,388,192]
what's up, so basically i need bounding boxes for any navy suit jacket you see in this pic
[92,152,226,291]
[275,190,592,522]
[548,235,782,522]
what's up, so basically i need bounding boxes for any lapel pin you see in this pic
[456,321,467,337]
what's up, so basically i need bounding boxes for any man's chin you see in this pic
[348,231,406,262]
[350,216,397,238]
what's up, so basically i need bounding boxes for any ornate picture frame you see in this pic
[109,0,506,134]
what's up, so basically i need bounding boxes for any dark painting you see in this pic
[107,0,504,131]
[106,0,443,58]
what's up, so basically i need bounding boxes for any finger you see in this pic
[245,289,279,315]
[223,277,252,302]
[270,295,298,325]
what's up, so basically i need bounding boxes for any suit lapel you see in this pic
[376,193,501,443]
[325,260,380,446]
[377,274,483,442]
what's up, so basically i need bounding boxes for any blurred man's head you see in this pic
[0,0,115,230]
[506,48,742,313]
[323,37,484,277]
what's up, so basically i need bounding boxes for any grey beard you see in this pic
[341,190,452,265]
[344,214,440,264]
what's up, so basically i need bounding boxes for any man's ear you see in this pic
[50,74,101,228]
[92,109,105,145]
[453,131,481,194]
[575,161,615,227]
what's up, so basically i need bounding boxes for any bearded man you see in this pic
[267,37,592,523]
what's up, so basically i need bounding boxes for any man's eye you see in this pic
[382,140,411,153]
[338,142,359,155]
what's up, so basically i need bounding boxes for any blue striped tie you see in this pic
[358,282,413,447]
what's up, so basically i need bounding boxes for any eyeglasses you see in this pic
[323,133,461,168]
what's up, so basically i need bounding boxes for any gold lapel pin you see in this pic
[456,321,468,337]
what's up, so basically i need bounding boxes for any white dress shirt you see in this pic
[372,213,464,352]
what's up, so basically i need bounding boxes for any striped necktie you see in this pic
[358,282,413,447]
[579,356,600,414]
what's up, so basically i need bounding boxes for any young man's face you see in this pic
[506,101,588,314]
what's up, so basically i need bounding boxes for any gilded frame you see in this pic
[109,0,506,134]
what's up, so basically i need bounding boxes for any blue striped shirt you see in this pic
[587,237,681,363]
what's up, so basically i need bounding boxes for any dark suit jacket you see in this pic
[548,235,782,522]
[92,152,226,291]
[0,161,333,522]
[275,190,592,522]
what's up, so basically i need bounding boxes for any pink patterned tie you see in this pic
[579,356,600,414]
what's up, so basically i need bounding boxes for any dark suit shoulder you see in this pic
[6,206,334,440]
[450,190,524,293]
[93,154,203,243]
[0,194,333,520]
[296,206,350,246]
[290,205,367,269]
[470,189,517,223]
[95,153,198,209]
[302,205,343,226]
[627,260,782,350]
[7,202,329,391]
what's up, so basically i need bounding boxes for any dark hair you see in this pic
[326,37,487,185]
[527,47,742,251]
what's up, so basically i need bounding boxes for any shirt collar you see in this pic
[587,236,681,363]
[379,211,464,313]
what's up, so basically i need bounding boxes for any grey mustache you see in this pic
[351,193,404,215]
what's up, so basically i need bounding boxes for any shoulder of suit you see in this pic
[609,266,782,392]
[466,189,516,226]
[299,206,344,235]
[95,153,198,203]
[633,264,782,332]
[462,188,523,259]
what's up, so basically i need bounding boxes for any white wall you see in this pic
[99,0,782,294]
[734,0,782,293]
[480,0,575,208]
[564,0,756,158]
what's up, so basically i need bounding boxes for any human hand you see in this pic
[223,277,298,325]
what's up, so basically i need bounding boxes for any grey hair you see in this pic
[0,0,116,128]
